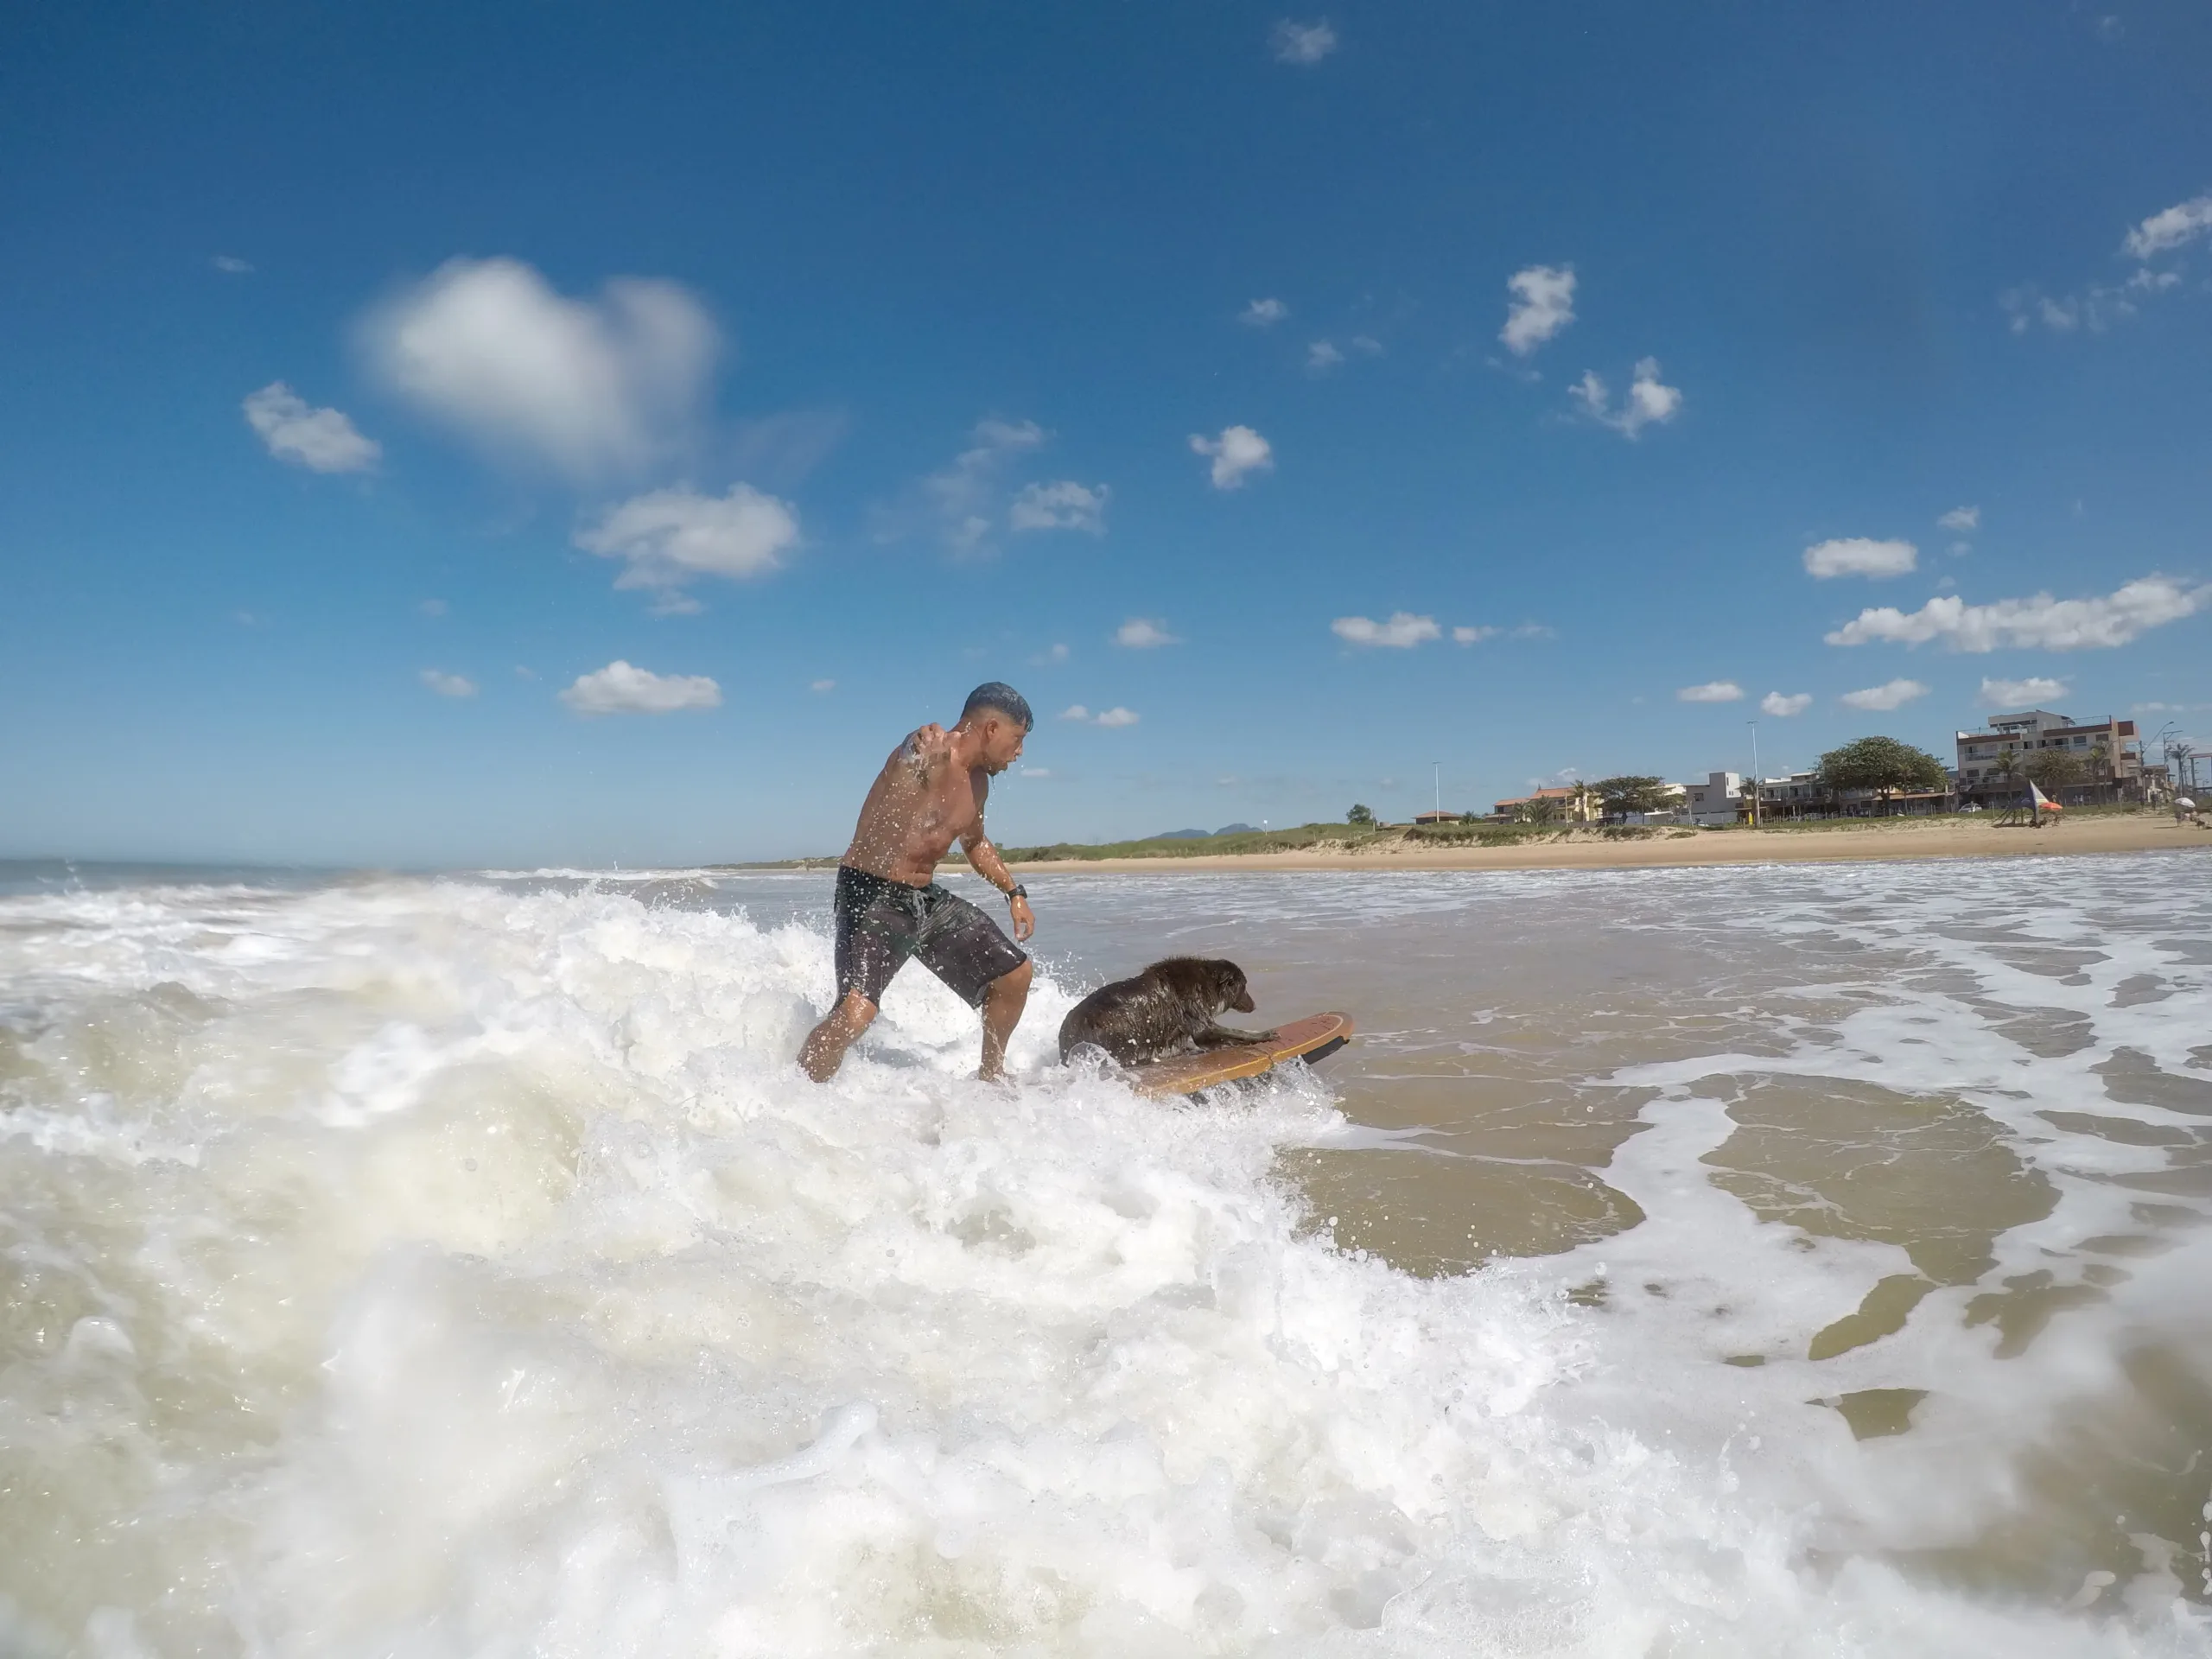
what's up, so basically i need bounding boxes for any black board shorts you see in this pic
[833,865,1027,1009]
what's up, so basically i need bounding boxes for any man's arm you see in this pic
[961,827,1034,943]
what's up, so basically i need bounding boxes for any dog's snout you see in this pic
[1232,991,1256,1013]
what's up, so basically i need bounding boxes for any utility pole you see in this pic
[1747,720,1762,829]
[1433,761,1441,818]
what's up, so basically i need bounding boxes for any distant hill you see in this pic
[1152,828,1212,840]
[1213,823,1257,836]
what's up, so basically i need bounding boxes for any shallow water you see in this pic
[2,854,2209,1656]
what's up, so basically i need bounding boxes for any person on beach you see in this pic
[798,683,1038,1083]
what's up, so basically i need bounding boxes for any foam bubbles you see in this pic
[0,869,2207,1654]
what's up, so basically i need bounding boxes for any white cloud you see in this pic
[242,382,381,474]
[1115,618,1180,649]
[1452,625,1500,645]
[1095,707,1141,728]
[213,255,253,275]
[1511,622,1557,639]
[558,660,722,716]
[1937,505,1980,532]
[2122,193,2212,259]
[1840,677,1929,712]
[1568,358,1681,438]
[1241,297,1290,327]
[810,678,836,692]
[1500,265,1576,356]
[1677,681,1745,703]
[2001,264,2184,336]
[1825,574,2212,652]
[574,484,798,609]
[1306,340,1344,372]
[1760,691,1813,717]
[1351,334,1383,356]
[1803,537,1917,580]
[1332,612,1440,648]
[1979,676,2069,709]
[1190,424,1274,489]
[1059,704,1091,722]
[916,416,1048,553]
[1271,19,1338,63]
[363,257,717,480]
[419,670,478,698]
[1033,642,1071,664]
[1009,480,1109,535]
[1949,542,1973,557]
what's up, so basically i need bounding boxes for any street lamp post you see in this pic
[1747,721,1762,829]
[1433,761,1442,819]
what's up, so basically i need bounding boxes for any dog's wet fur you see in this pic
[1057,957,1277,1067]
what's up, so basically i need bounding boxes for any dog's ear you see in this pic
[1213,960,1257,1014]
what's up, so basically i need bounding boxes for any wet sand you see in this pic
[1012,814,2208,874]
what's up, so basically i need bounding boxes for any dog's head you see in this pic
[1148,956,1257,1014]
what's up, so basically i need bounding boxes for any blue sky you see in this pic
[3,1,2209,867]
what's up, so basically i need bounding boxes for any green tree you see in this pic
[1990,747,2020,792]
[2024,747,2081,799]
[1592,775,1671,822]
[1818,735,1949,814]
[1347,803,1376,826]
[1568,781,1599,823]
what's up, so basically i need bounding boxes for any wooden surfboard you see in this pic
[1127,1012,1355,1098]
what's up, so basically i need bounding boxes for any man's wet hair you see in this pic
[962,682,1033,731]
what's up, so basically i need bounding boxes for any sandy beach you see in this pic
[1011,813,2209,874]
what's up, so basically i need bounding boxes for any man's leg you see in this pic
[978,959,1033,1082]
[800,991,879,1082]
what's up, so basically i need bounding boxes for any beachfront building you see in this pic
[1955,710,2144,805]
[1411,810,1467,826]
[1491,785,1601,823]
[1682,772,1745,827]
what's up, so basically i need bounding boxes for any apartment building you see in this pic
[1682,772,1745,826]
[1955,709,2143,803]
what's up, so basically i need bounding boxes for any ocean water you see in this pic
[2,854,2209,1656]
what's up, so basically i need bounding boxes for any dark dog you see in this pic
[1058,957,1277,1066]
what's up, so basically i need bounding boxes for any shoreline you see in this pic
[1001,817,2209,874]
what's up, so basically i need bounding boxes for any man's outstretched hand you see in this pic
[903,722,954,775]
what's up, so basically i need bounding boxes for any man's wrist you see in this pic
[1004,882,1027,902]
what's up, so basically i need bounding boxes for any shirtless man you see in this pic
[798,683,1038,1083]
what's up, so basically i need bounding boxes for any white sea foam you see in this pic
[1,867,2208,1655]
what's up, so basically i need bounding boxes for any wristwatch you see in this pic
[1004,883,1027,903]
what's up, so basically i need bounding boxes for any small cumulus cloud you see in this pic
[1189,424,1274,490]
[1677,681,1745,703]
[1271,19,1338,63]
[906,416,1050,554]
[810,678,836,692]
[1306,340,1344,372]
[212,255,253,274]
[1452,626,1499,645]
[1115,618,1181,649]
[1059,704,1090,722]
[1095,707,1141,728]
[1033,642,1071,665]
[242,382,381,474]
[1500,265,1576,356]
[559,660,722,716]
[1803,537,1917,580]
[2122,193,2212,260]
[1760,691,1813,717]
[1351,334,1383,356]
[1979,676,2069,709]
[575,484,799,610]
[363,257,718,480]
[1937,505,1980,532]
[1241,297,1290,327]
[419,670,478,698]
[1825,575,2210,652]
[1009,480,1109,535]
[1840,678,1929,712]
[1568,359,1681,438]
[1332,613,1440,648]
